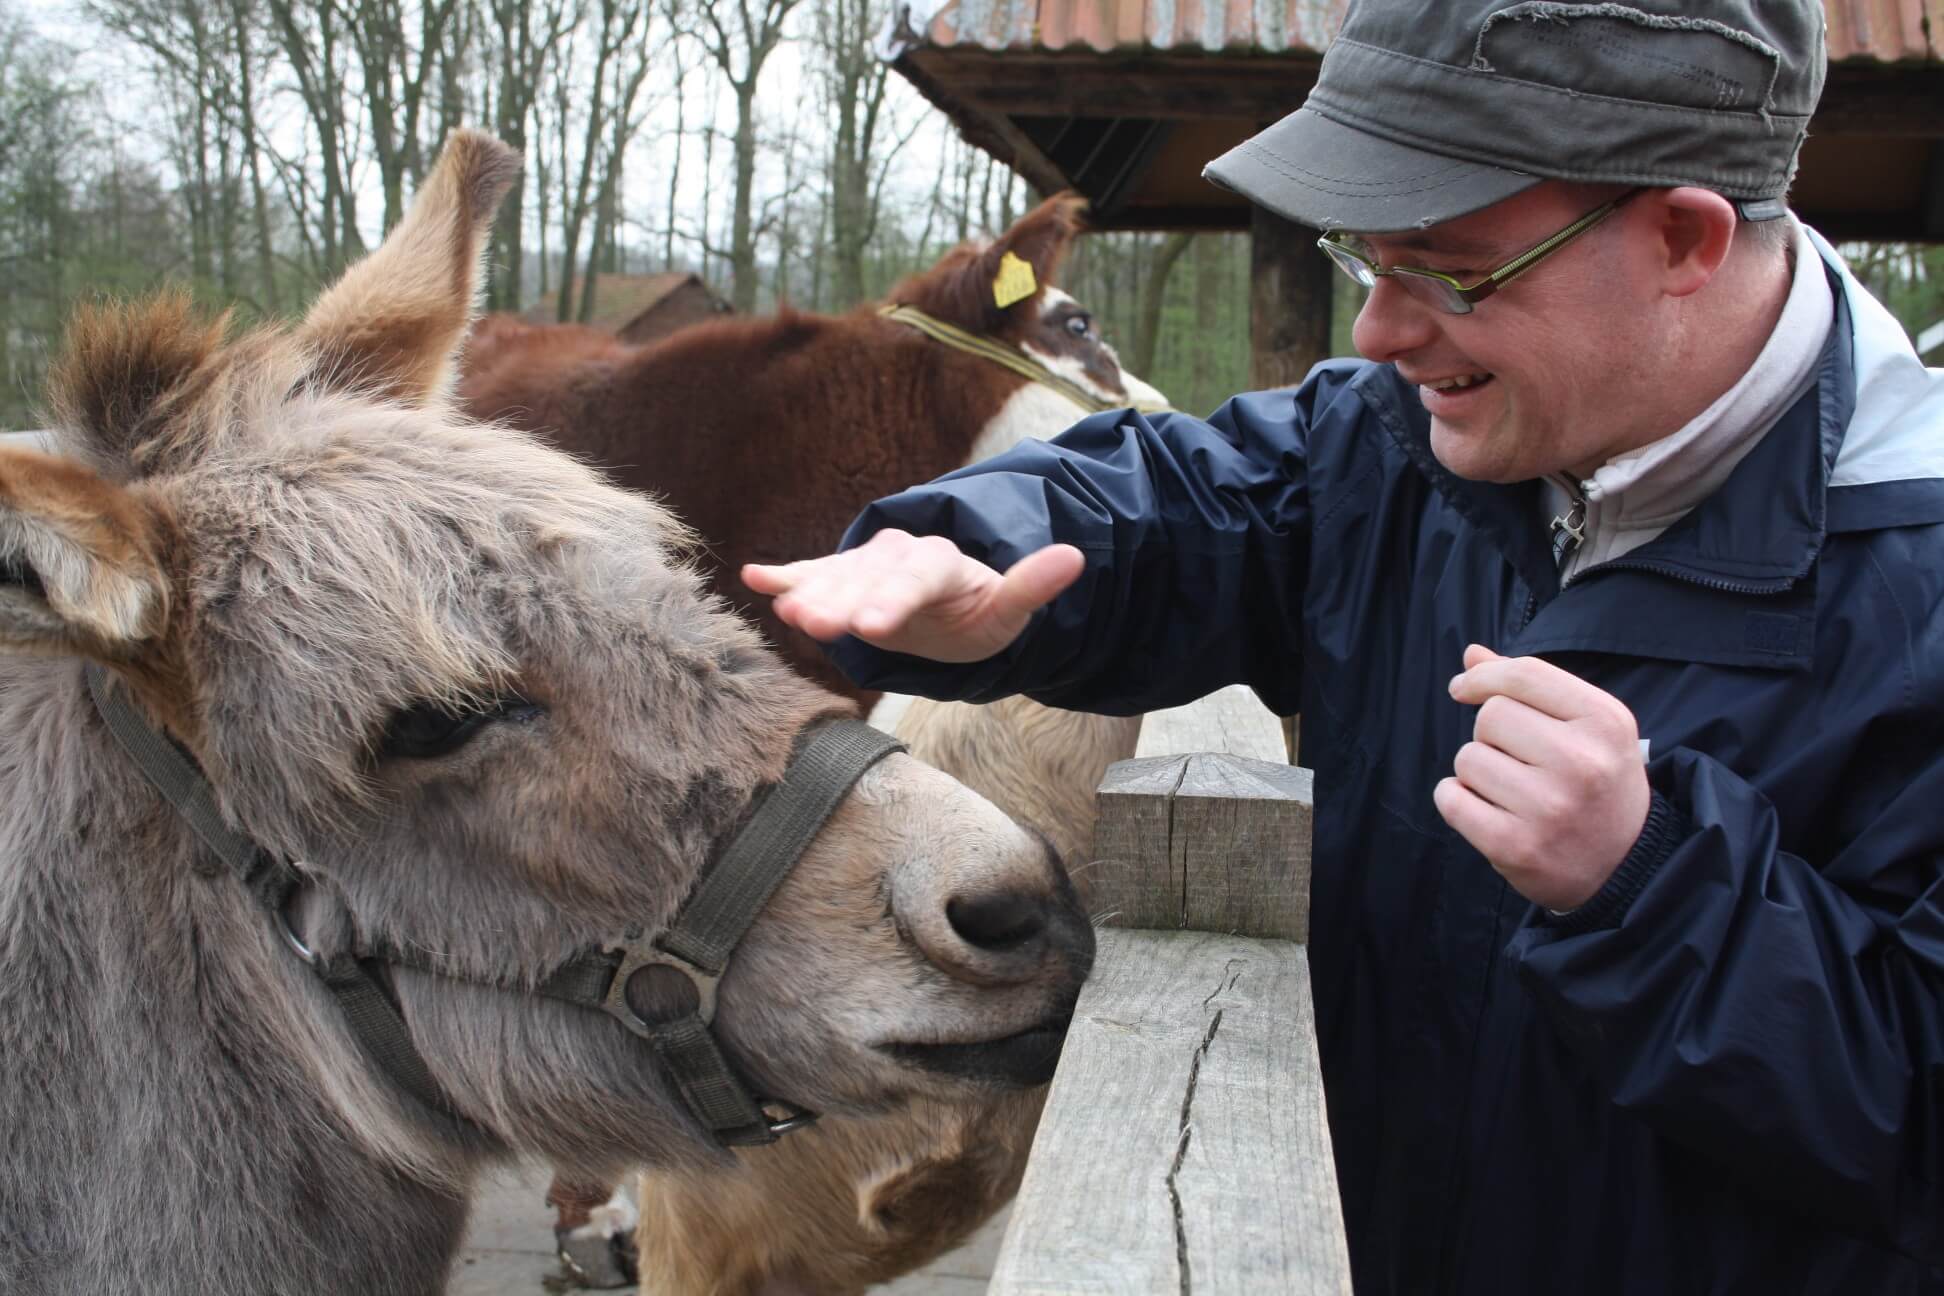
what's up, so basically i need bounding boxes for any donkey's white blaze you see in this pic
[964,381,1094,466]
[1117,369,1169,410]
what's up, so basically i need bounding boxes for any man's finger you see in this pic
[1449,647,1607,720]
[1451,738,1551,817]
[742,559,805,595]
[989,544,1085,623]
[1432,775,1521,863]
[1470,692,1574,769]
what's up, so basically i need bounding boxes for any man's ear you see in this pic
[298,129,521,406]
[0,444,167,660]
[1653,187,1738,298]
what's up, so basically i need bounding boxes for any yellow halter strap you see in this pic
[877,303,1170,416]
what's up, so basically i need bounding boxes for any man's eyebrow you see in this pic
[1367,230,1509,259]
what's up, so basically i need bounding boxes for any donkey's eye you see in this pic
[1064,314,1092,338]
[380,696,542,760]
[0,553,46,598]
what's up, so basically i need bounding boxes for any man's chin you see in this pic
[1427,419,1518,483]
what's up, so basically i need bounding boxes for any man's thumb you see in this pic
[992,544,1085,622]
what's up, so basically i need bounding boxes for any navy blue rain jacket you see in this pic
[827,243,1944,1295]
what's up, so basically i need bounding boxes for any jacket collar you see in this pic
[1355,258,1857,672]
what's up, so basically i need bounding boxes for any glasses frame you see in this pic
[1317,188,1645,316]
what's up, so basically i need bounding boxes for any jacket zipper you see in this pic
[1523,477,1791,626]
[1548,475,1592,569]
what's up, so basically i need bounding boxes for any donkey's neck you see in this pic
[0,662,476,1296]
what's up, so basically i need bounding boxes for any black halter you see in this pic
[86,665,903,1148]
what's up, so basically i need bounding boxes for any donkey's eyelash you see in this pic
[378,694,542,761]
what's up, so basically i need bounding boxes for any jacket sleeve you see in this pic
[824,378,1345,716]
[1507,743,1944,1265]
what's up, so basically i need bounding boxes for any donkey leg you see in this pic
[548,1172,640,1289]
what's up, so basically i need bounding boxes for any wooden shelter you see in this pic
[522,271,731,343]
[888,0,1944,382]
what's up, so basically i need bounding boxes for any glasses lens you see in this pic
[1319,239,1378,289]
[1395,270,1472,316]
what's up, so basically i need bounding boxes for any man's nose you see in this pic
[1350,276,1442,364]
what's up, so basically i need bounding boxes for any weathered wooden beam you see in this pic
[905,49,1324,122]
[987,929,1351,1296]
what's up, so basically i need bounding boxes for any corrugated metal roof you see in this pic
[1824,0,1938,63]
[899,0,1936,62]
[912,0,1346,55]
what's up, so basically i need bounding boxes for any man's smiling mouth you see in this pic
[1425,373,1493,391]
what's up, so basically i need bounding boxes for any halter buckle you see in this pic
[270,867,320,967]
[600,928,720,1035]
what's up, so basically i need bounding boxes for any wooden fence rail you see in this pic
[989,687,1349,1294]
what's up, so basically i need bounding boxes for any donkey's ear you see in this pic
[982,193,1089,315]
[0,444,167,660]
[299,130,521,406]
[46,292,231,477]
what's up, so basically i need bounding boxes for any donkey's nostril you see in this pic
[945,891,1047,952]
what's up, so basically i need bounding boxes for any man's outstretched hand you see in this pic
[1436,643,1651,912]
[742,530,1085,664]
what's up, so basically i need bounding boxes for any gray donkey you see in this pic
[0,131,1093,1296]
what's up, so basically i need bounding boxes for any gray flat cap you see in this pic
[1205,0,1827,233]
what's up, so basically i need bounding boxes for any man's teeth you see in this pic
[1427,374,1490,391]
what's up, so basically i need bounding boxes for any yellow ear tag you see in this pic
[992,251,1038,309]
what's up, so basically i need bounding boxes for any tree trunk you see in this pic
[231,0,280,312]
[1249,205,1332,390]
[727,79,758,312]
[1133,230,1192,378]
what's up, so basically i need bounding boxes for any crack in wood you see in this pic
[1166,1004,1225,1296]
[1202,958,1245,1008]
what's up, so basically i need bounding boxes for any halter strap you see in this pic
[85,664,903,1149]
[878,303,1171,416]
[86,664,476,1133]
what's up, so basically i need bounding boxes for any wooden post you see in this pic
[1250,203,1334,391]
[1094,753,1315,941]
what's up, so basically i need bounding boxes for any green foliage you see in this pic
[1844,243,1944,358]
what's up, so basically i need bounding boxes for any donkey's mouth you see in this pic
[879,1018,1071,1087]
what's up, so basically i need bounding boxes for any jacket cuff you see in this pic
[1542,790,1688,936]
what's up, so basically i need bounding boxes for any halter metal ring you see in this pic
[600,932,720,1034]
[273,873,320,967]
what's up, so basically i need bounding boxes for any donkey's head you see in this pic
[886,193,1166,413]
[0,132,1092,1183]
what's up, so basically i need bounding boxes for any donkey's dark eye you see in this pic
[0,553,46,598]
[1064,314,1092,338]
[380,696,542,760]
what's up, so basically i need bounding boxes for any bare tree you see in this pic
[811,0,915,305]
[264,0,363,277]
[342,0,461,230]
[683,0,803,311]
[227,0,279,311]
[659,30,695,271]
[1129,230,1192,378]
[86,0,246,292]
[577,16,658,319]
[546,0,647,321]
[482,0,577,307]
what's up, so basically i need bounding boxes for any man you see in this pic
[746,2,1944,1292]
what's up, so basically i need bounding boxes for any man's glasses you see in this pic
[1317,188,1644,316]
